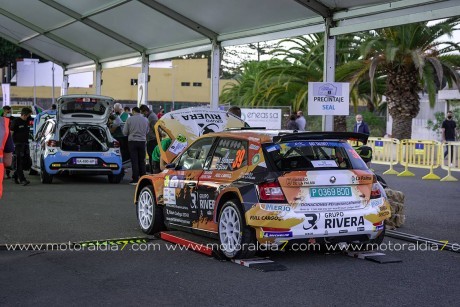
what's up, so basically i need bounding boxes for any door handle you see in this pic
[186,182,196,187]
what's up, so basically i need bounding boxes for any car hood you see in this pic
[155,107,247,163]
[57,95,114,125]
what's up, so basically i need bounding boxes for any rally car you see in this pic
[29,95,123,184]
[134,118,390,259]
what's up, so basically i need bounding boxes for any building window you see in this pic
[131,79,138,86]
[181,82,190,86]
[193,82,202,87]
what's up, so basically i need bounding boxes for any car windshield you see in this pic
[60,98,108,115]
[264,140,368,171]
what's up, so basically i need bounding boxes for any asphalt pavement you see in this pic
[0,166,459,306]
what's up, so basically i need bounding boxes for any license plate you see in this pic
[310,186,352,198]
[75,158,97,165]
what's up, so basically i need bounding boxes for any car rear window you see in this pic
[60,98,109,115]
[264,140,368,171]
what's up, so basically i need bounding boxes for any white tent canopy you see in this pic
[1,0,459,71]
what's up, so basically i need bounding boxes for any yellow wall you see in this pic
[0,59,235,103]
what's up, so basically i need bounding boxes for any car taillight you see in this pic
[258,181,286,201]
[47,140,58,147]
[370,175,385,199]
[113,140,120,148]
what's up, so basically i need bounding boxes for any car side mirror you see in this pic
[165,163,176,169]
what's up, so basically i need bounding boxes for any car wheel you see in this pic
[218,200,256,259]
[108,170,124,184]
[136,186,165,235]
[40,158,53,184]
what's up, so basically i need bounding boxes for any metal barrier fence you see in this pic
[350,137,459,181]
[367,137,400,175]
[398,140,441,180]
[440,141,460,182]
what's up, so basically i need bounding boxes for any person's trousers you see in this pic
[128,141,146,181]
[444,139,455,162]
[116,136,130,162]
[146,139,157,173]
[14,143,28,181]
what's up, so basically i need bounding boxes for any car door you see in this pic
[163,137,215,230]
[196,137,249,233]
[31,121,48,169]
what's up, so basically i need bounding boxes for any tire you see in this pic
[218,200,256,259]
[136,186,165,235]
[40,158,53,184]
[108,169,124,183]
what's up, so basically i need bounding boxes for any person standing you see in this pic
[139,105,159,173]
[10,107,32,186]
[442,110,457,162]
[1,106,12,118]
[123,107,149,185]
[0,116,14,198]
[120,106,131,122]
[353,114,370,135]
[287,113,299,130]
[295,110,306,131]
[157,106,164,119]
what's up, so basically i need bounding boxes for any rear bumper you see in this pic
[244,198,390,244]
[44,153,122,175]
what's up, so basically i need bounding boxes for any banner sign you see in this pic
[137,73,146,107]
[241,108,282,129]
[308,82,349,115]
[2,83,10,106]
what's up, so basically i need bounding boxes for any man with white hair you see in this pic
[111,102,129,162]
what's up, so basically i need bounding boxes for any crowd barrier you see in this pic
[367,137,400,175]
[398,140,441,180]
[439,141,460,182]
[360,137,459,181]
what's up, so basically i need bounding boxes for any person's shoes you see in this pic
[21,180,31,186]
[13,175,20,184]
[129,180,138,185]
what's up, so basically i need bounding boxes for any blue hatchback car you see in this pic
[30,95,123,184]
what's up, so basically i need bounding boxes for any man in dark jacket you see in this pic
[353,114,370,135]
[10,107,32,185]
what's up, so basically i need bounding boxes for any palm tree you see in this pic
[220,59,291,107]
[342,18,460,139]
[262,34,366,131]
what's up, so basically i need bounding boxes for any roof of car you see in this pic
[205,130,369,144]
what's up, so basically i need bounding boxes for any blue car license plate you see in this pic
[75,158,97,165]
[310,186,352,198]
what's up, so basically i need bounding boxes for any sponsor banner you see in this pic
[241,108,282,129]
[2,83,10,106]
[308,82,350,115]
[137,73,146,106]
[163,187,176,205]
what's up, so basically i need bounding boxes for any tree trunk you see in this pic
[334,115,347,132]
[386,65,420,140]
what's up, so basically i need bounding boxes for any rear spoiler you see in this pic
[273,132,369,144]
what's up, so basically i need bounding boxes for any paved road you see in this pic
[1,239,459,306]
[373,164,460,243]
[0,167,459,306]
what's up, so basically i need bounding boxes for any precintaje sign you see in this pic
[308,82,350,115]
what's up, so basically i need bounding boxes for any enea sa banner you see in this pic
[308,82,350,115]
[241,108,282,129]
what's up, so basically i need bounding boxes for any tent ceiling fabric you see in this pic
[0,0,459,70]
